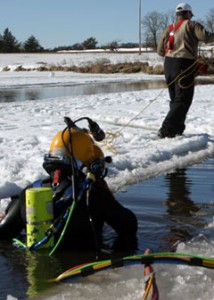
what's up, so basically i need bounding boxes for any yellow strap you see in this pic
[143,274,154,300]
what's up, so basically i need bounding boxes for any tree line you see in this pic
[0,29,120,53]
[0,28,139,53]
[0,8,213,53]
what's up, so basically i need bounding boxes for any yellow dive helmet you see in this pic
[49,128,104,167]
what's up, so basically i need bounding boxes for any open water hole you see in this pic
[0,82,213,298]
[0,158,213,299]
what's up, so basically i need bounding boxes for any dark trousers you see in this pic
[160,57,196,136]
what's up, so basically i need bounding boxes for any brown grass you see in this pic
[9,61,164,74]
[4,58,214,75]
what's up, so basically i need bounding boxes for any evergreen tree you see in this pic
[82,37,97,50]
[23,35,44,52]
[1,28,20,53]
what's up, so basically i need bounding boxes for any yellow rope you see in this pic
[100,89,165,153]
[101,57,207,153]
[143,274,154,300]
[168,58,200,89]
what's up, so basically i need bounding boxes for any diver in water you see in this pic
[0,117,138,252]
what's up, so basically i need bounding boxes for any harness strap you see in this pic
[166,20,185,54]
[53,169,61,187]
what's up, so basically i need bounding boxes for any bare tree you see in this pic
[160,10,175,28]
[142,11,161,49]
[205,8,214,33]
[142,11,174,49]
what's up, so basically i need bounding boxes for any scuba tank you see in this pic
[25,187,54,249]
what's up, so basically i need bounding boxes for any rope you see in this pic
[143,274,154,300]
[101,89,165,153]
[167,58,200,89]
[101,57,208,153]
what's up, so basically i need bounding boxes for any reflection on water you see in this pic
[0,87,40,102]
[165,169,199,216]
[163,169,202,247]
[0,78,213,103]
[0,81,167,102]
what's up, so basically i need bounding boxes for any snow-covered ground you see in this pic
[0,52,214,300]
[0,53,213,199]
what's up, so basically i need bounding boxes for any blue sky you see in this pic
[0,0,213,48]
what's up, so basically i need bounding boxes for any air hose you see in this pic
[49,117,80,256]
[51,251,214,282]
[49,200,76,256]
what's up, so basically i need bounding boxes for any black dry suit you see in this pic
[52,177,138,251]
[161,56,195,136]
[0,169,138,252]
[44,155,137,251]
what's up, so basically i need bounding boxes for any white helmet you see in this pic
[175,3,193,15]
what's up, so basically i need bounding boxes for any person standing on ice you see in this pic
[157,3,214,138]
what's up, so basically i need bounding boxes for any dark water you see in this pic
[0,78,213,103]
[0,81,166,103]
[0,158,213,299]
[119,159,214,252]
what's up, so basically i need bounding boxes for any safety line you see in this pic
[51,251,214,282]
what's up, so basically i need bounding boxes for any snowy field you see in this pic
[0,52,213,198]
[0,52,214,300]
